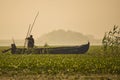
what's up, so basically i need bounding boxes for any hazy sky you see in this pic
[0,0,120,40]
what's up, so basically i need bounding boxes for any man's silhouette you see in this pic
[26,35,34,48]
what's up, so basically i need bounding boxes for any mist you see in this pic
[0,0,120,40]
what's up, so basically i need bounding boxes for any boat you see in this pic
[2,42,90,54]
[2,12,90,54]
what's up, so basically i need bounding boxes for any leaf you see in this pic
[108,31,112,35]
[113,25,118,31]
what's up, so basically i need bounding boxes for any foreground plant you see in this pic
[102,25,120,55]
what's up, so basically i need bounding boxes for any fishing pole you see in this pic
[23,24,31,48]
[28,12,39,36]
[23,12,39,49]
[12,37,15,44]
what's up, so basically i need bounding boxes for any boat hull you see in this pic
[15,42,90,54]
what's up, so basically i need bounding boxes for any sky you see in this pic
[0,0,120,40]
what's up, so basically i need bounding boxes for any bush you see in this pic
[102,25,120,55]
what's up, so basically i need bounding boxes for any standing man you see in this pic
[26,35,34,48]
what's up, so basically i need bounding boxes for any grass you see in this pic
[0,46,120,79]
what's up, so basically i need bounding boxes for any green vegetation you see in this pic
[102,25,120,54]
[0,46,120,79]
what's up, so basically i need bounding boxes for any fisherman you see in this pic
[2,43,17,54]
[26,35,34,48]
[11,43,17,54]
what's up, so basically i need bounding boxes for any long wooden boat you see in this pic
[2,42,90,54]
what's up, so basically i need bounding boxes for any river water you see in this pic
[0,40,102,46]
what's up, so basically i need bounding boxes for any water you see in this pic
[0,40,23,46]
[0,40,102,46]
